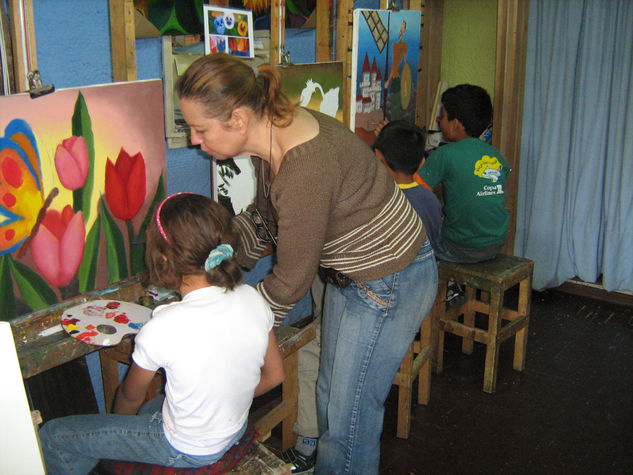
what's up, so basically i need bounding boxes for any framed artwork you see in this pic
[214,62,344,215]
[203,6,254,58]
[278,62,344,124]
[0,80,167,321]
[350,9,421,142]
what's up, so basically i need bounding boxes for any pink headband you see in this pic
[156,192,194,246]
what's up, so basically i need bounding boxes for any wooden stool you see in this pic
[434,254,533,394]
[392,312,434,439]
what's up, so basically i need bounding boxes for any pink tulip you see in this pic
[31,206,86,288]
[54,136,89,190]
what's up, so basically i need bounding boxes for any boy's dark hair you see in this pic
[146,194,242,291]
[441,84,492,138]
[373,120,426,175]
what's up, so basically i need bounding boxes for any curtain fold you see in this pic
[516,0,633,292]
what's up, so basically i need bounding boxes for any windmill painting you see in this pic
[350,9,422,144]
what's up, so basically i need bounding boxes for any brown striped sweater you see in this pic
[233,110,426,323]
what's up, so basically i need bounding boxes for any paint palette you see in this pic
[61,300,152,347]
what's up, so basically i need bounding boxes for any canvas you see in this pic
[350,9,421,143]
[0,80,166,321]
[203,6,254,58]
[214,62,344,216]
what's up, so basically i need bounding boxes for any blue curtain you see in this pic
[515,0,633,291]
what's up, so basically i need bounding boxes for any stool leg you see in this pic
[434,278,448,374]
[461,285,476,355]
[483,288,503,394]
[417,316,432,405]
[396,346,414,439]
[513,277,531,371]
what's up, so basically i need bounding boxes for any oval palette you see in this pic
[61,300,152,346]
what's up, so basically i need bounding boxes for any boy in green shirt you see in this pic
[417,84,510,263]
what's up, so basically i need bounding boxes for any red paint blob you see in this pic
[1,156,24,188]
[2,192,16,207]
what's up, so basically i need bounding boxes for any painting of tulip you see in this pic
[0,80,166,321]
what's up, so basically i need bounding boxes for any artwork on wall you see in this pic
[350,9,421,144]
[278,62,344,124]
[203,6,254,58]
[214,62,344,215]
[134,0,204,36]
[0,80,167,321]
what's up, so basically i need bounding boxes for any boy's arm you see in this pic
[254,330,285,397]
[113,363,157,414]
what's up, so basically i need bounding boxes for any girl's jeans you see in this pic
[39,396,246,475]
[316,240,438,474]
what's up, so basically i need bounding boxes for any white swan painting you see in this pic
[299,78,340,118]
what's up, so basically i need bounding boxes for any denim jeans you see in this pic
[316,240,437,474]
[39,396,246,475]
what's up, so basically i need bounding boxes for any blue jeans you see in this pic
[316,241,437,474]
[39,396,246,475]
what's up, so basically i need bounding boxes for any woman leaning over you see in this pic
[177,54,437,475]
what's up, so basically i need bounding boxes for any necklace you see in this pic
[261,124,273,199]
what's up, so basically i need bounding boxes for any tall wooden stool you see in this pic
[392,312,434,438]
[434,254,533,393]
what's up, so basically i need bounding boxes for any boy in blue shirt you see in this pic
[417,84,510,263]
[373,120,443,253]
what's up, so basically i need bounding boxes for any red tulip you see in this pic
[31,205,86,288]
[54,136,89,190]
[104,148,146,221]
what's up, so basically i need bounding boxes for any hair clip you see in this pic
[205,244,234,272]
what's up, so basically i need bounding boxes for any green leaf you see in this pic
[100,198,129,283]
[8,256,58,312]
[130,174,166,276]
[78,215,102,293]
[0,255,17,321]
[71,92,95,222]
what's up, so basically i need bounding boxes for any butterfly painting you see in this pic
[0,120,47,255]
[0,80,167,322]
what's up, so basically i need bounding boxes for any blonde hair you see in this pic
[177,54,296,126]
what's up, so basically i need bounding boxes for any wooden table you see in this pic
[100,320,317,451]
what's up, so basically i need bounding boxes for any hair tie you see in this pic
[205,244,234,272]
[156,192,194,246]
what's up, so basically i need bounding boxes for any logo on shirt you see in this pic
[474,155,503,183]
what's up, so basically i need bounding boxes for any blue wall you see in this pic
[34,0,212,197]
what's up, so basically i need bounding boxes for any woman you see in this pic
[177,53,437,475]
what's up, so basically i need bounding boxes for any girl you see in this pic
[177,54,437,475]
[39,193,284,474]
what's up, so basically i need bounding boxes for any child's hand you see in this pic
[373,120,390,137]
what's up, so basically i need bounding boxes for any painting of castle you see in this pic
[350,9,422,144]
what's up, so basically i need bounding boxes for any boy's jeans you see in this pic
[39,396,246,475]
[316,240,437,474]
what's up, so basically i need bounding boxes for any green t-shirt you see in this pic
[418,138,510,248]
